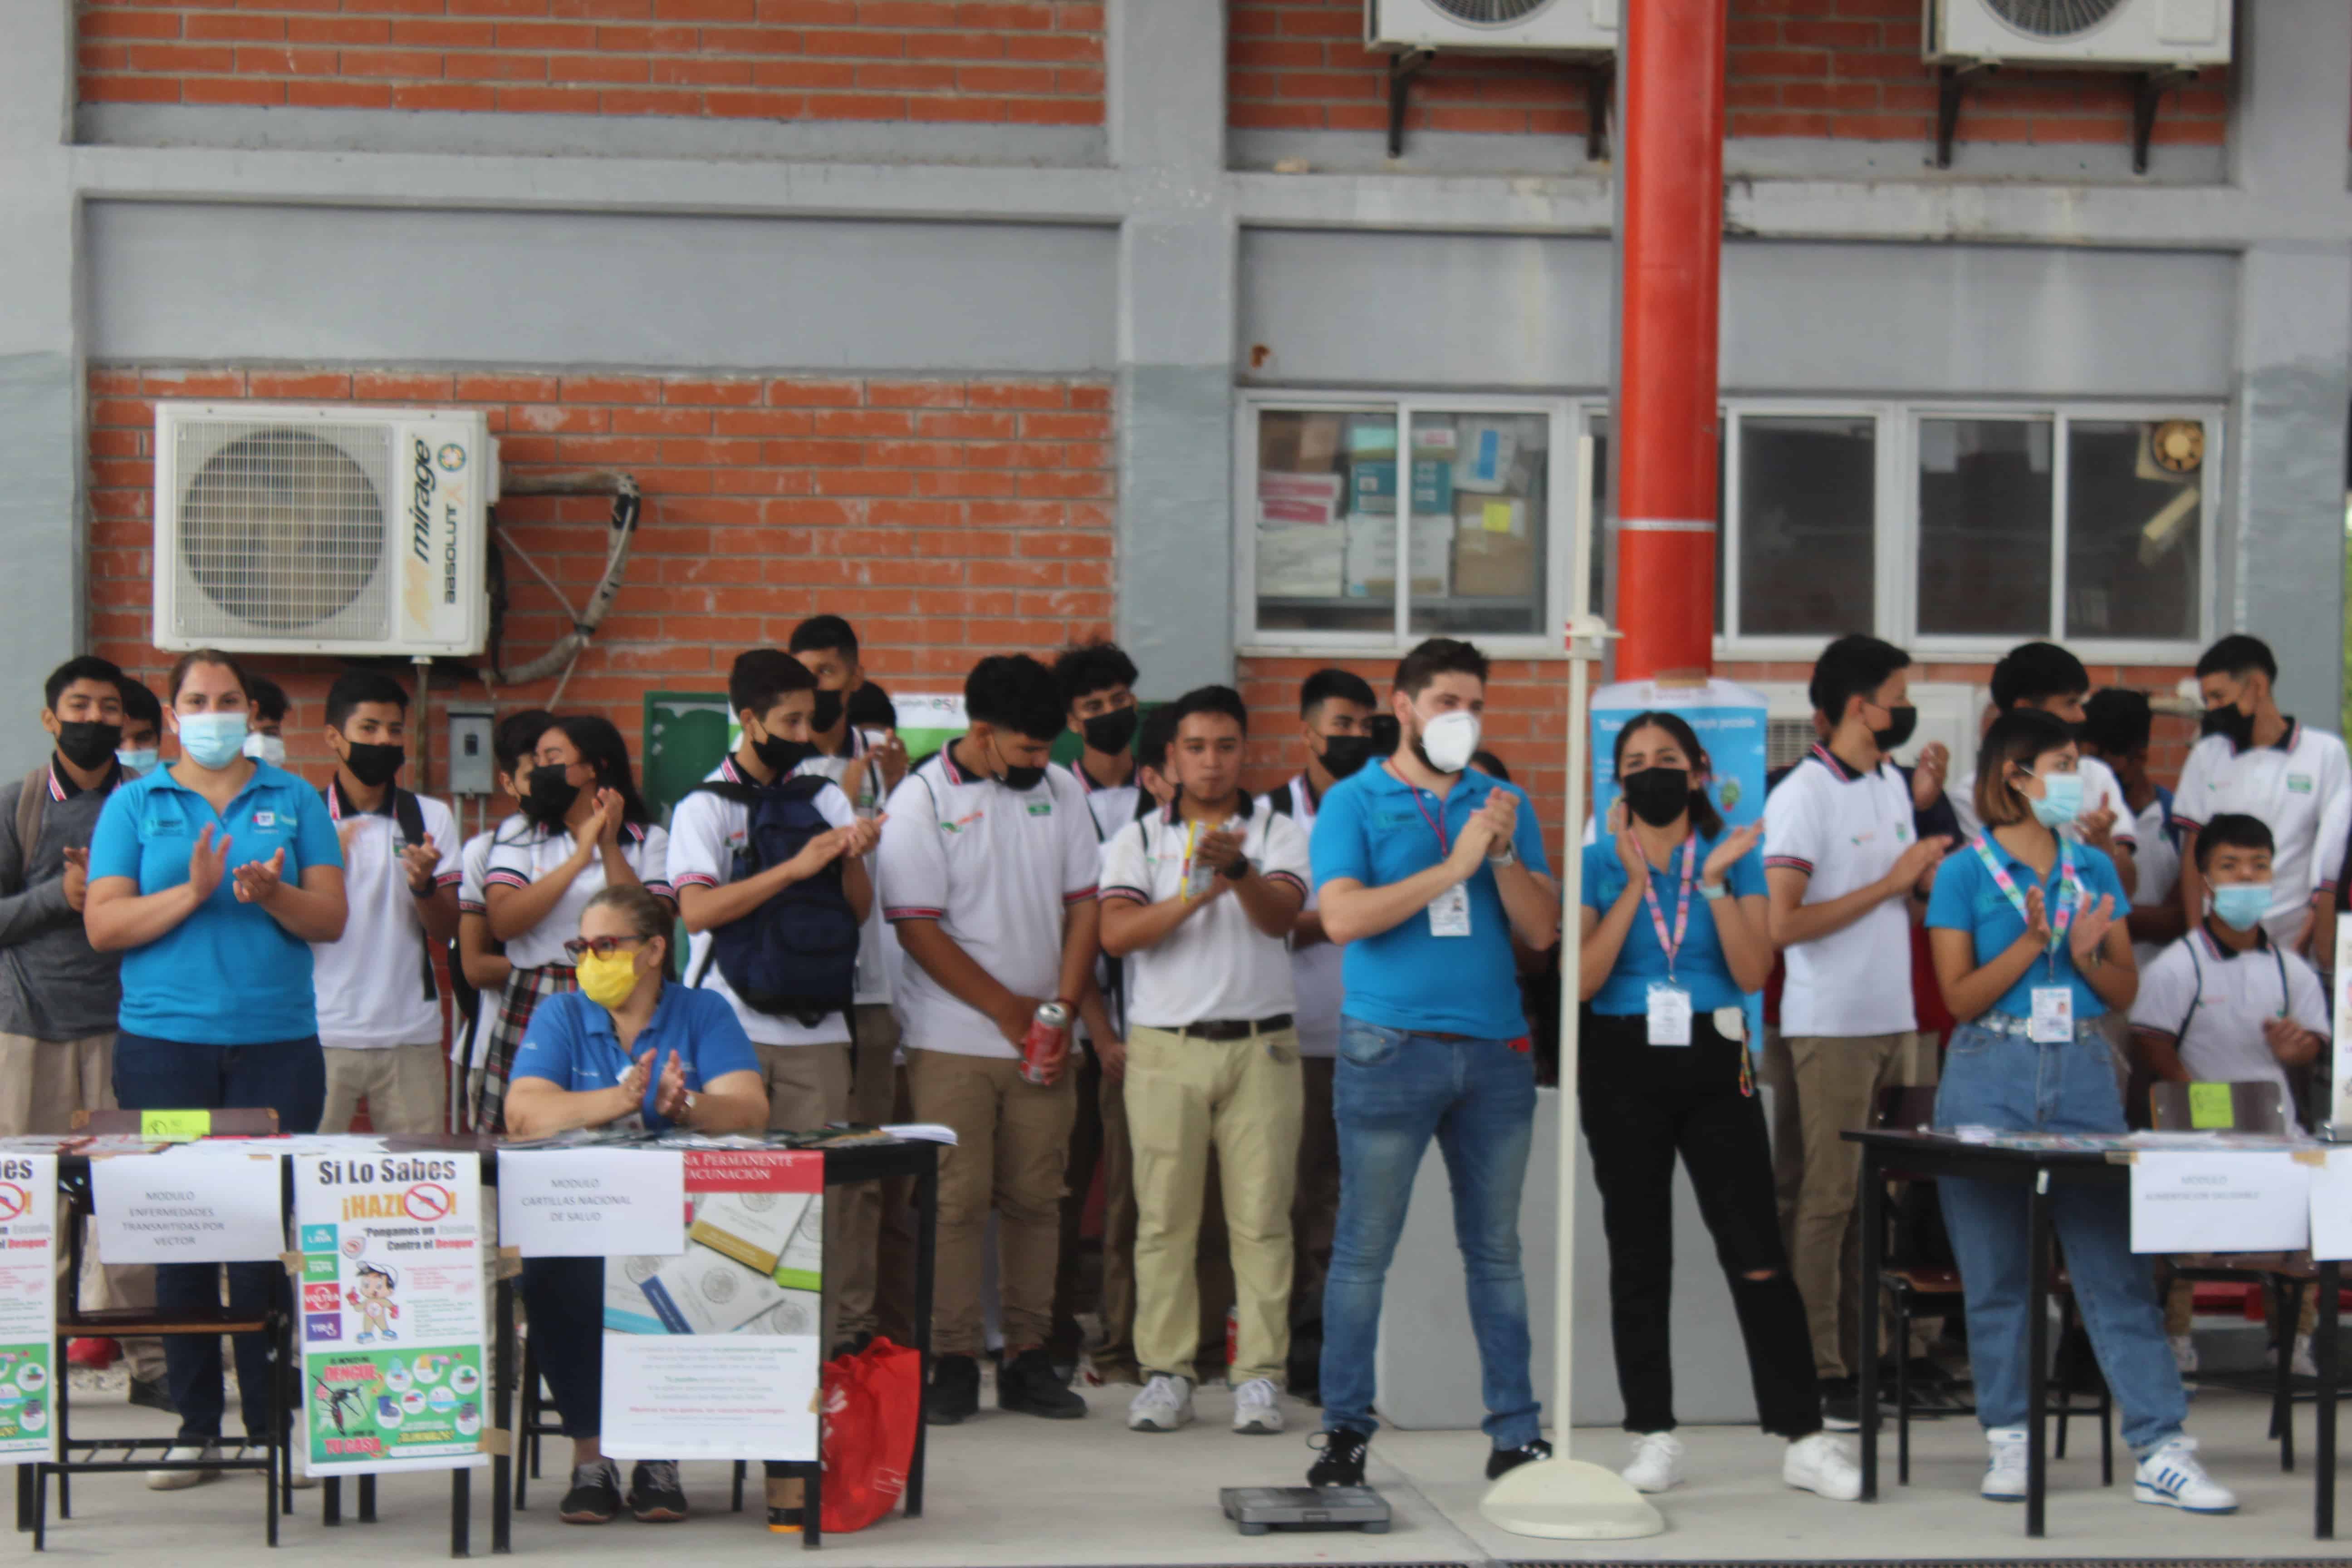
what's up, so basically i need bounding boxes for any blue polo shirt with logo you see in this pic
[1309,761,1551,1039]
[510,987,758,1132]
[88,760,344,1044]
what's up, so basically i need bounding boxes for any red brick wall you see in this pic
[78,0,1103,124]
[1230,0,2227,150]
[88,365,1114,795]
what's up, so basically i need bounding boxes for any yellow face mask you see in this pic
[577,949,641,1011]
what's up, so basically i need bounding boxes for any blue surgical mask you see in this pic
[2027,769,2083,829]
[115,747,158,778]
[2210,883,2272,933]
[176,712,249,770]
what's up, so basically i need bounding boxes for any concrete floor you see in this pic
[20,1375,2342,1564]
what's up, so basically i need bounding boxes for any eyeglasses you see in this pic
[562,936,644,960]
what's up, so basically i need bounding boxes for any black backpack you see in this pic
[684,774,859,1027]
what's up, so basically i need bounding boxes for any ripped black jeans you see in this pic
[1579,1009,1823,1437]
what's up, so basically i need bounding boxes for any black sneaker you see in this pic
[627,1459,687,1523]
[1820,1377,1861,1431]
[1307,1428,1369,1488]
[925,1353,981,1426]
[1485,1437,1552,1480]
[998,1346,1087,1419]
[558,1458,623,1524]
[127,1375,177,1415]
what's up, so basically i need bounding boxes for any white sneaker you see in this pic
[147,1442,223,1491]
[1980,1426,2028,1502]
[2169,1333,2199,1379]
[2291,1333,2318,1380]
[2134,1434,2236,1513]
[1231,1377,1283,1435]
[1620,1431,1684,1494]
[1126,1373,1194,1433]
[1784,1431,1861,1502]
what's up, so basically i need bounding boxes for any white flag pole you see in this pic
[1480,436,1664,1539]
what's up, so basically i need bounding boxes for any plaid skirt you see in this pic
[472,962,577,1134]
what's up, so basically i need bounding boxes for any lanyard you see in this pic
[1970,835,2077,975]
[1640,838,1698,980]
[1408,786,1450,854]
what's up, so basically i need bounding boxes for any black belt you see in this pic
[1174,1014,1293,1042]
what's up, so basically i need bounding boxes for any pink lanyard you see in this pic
[1409,787,1449,855]
[1641,839,1698,981]
[1970,835,2077,976]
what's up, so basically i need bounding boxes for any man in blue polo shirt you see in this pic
[1304,637,1559,1489]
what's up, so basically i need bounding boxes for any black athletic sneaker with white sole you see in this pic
[1486,1438,1552,1480]
[1308,1428,1370,1488]
[559,1459,624,1524]
[628,1459,687,1523]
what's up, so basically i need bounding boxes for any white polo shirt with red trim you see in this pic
[310,779,461,1053]
[1763,743,1920,1039]
[2173,719,2352,943]
[483,817,672,971]
[2130,922,2331,1129]
[1099,794,1308,1031]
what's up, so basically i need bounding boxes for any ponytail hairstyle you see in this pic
[1972,707,2075,830]
[1612,711,1724,838]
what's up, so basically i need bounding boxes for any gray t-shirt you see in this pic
[0,762,125,1041]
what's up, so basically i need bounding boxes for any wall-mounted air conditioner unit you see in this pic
[1751,681,1985,788]
[153,403,497,657]
[1367,0,1617,54]
[1926,0,2231,68]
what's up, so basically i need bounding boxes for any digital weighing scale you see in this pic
[1219,1485,1391,1535]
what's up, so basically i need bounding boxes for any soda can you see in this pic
[1019,1000,1073,1086]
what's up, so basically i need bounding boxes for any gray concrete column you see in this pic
[2227,1,2351,725]
[1108,0,1237,696]
[0,0,85,774]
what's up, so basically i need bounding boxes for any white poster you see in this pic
[0,1154,58,1459]
[2129,1150,2313,1254]
[601,1149,823,1462]
[2309,1150,2352,1262]
[91,1144,284,1263]
[2331,923,2352,1132]
[498,1147,684,1260]
[294,1151,490,1476]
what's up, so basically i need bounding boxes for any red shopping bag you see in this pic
[820,1337,922,1534]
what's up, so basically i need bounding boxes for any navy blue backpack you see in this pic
[684,774,859,1027]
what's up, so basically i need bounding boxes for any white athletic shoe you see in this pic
[1784,1431,1862,1502]
[1231,1378,1283,1435]
[1980,1426,2029,1502]
[147,1442,223,1491]
[1619,1431,1685,1494]
[2291,1333,2318,1380]
[1126,1374,1194,1433]
[2134,1435,2237,1514]
[2169,1333,2199,1380]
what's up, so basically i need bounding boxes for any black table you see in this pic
[1846,1129,2340,1540]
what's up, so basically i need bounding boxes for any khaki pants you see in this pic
[908,1048,1077,1359]
[833,1006,906,1343]
[0,1031,164,1382]
[1126,1024,1303,1386]
[1786,1030,1927,1380]
[320,1042,445,1136]
[1289,1055,1341,1328]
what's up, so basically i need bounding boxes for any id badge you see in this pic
[2028,985,2074,1044]
[1429,883,1472,938]
[1646,982,1693,1047]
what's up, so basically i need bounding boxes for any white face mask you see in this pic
[1417,710,1481,775]
[243,732,286,766]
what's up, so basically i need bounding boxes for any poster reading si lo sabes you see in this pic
[0,1154,57,1460]
[601,1148,823,1462]
[294,1152,489,1475]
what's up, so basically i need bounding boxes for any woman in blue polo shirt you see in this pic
[84,647,346,1485]
[504,883,765,1528]
[1575,711,1857,1504]
[1926,707,2232,1514]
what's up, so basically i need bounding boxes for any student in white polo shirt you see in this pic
[2079,689,2187,974]
[310,671,461,1135]
[1956,643,2137,895]
[1101,685,1310,1438]
[877,654,1102,1427]
[2175,635,2352,961]
[454,710,552,1124]
[1263,666,1378,1396]
[1764,634,1951,1427]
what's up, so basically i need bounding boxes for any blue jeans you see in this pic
[1320,1021,1540,1449]
[1934,1019,2187,1455]
[113,1032,325,1443]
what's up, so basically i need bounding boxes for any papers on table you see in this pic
[497,1147,686,1259]
[91,1143,286,1264]
[2129,1150,2313,1254]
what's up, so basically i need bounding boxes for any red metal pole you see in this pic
[1614,0,1726,681]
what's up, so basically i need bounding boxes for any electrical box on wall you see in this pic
[447,707,496,797]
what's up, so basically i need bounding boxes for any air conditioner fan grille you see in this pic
[1982,0,2125,38]
[1422,0,1558,26]
[175,424,392,637]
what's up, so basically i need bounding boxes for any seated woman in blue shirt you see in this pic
[84,647,346,1489]
[1926,707,2232,1514]
[1576,712,1857,1504]
[505,883,765,1528]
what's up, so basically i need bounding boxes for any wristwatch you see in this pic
[1488,843,1517,867]
[679,1089,699,1120]
[1698,880,1729,902]
[1221,856,1250,882]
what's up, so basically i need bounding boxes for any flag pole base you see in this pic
[1478,1456,1666,1540]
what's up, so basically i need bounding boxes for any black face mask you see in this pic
[1621,766,1692,828]
[1367,714,1401,757]
[55,721,121,773]
[341,741,406,789]
[810,690,845,733]
[987,735,1046,792]
[1082,707,1140,756]
[524,767,581,826]
[2200,703,2256,750]
[1318,734,1377,781]
[1871,704,1918,753]
[753,731,820,775]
